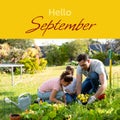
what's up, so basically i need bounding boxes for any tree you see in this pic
[61,39,90,61]
[0,39,34,49]
[45,45,65,66]
[112,39,120,53]
[89,39,120,65]
[45,39,90,66]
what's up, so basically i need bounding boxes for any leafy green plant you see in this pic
[91,52,107,63]
[19,58,47,74]
[39,58,47,70]
[45,40,89,66]
[20,88,120,120]
[21,103,71,120]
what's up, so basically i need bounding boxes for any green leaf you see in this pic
[41,115,49,120]
[49,111,56,118]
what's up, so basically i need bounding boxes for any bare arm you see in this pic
[76,74,82,95]
[94,73,107,98]
[50,89,64,104]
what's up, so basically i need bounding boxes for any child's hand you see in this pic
[72,90,76,94]
[65,89,72,94]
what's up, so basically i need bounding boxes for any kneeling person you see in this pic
[38,71,73,104]
[63,66,77,104]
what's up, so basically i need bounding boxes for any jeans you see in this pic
[38,90,64,103]
[65,93,76,104]
[81,72,100,94]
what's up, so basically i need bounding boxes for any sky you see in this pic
[34,39,75,46]
[34,38,114,46]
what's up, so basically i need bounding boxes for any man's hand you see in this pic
[87,96,96,104]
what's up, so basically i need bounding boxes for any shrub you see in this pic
[19,58,37,74]
[45,40,89,66]
[0,45,24,74]
[91,52,107,63]
[45,45,66,66]
[39,58,47,70]
[91,52,120,65]
[19,58,47,74]
[112,53,120,65]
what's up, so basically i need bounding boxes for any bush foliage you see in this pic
[45,40,89,66]
[21,89,120,120]
[91,52,120,65]
[19,58,47,74]
[0,42,47,74]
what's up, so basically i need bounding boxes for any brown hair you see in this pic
[77,54,89,62]
[60,71,73,82]
[66,65,74,75]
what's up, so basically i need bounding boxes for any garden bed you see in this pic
[20,89,120,120]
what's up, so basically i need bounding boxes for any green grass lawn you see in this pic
[0,65,120,120]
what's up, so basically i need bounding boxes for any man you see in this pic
[76,54,108,104]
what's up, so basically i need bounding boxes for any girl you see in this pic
[63,66,77,104]
[38,71,73,104]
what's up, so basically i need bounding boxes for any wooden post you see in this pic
[108,49,112,88]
